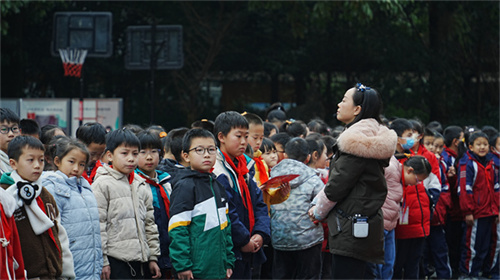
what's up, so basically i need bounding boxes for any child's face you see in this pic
[402,166,427,186]
[275,143,286,163]
[0,121,20,153]
[87,142,106,167]
[183,137,217,173]
[106,144,139,175]
[423,135,435,153]
[261,147,278,169]
[10,147,44,182]
[55,148,87,178]
[138,148,160,177]
[433,138,445,157]
[248,124,264,152]
[492,137,500,153]
[469,137,489,157]
[315,145,328,169]
[218,127,248,159]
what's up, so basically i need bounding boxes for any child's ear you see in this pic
[217,132,224,144]
[53,156,61,168]
[312,151,319,161]
[104,150,113,163]
[9,158,17,170]
[305,154,311,164]
[182,151,190,163]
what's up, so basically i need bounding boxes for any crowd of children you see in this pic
[0,88,499,280]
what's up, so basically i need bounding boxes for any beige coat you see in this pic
[92,165,160,266]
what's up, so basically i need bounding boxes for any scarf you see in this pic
[0,150,12,175]
[221,151,255,234]
[253,156,269,187]
[137,172,170,218]
[82,160,102,184]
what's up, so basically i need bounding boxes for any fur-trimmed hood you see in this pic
[337,118,397,160]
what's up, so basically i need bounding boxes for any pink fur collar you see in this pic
[337,119,397,159]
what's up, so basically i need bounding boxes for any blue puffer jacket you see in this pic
[42,171,103,280]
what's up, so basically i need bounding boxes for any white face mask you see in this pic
[412,134,420,143]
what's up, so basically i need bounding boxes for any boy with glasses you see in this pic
[0,108,20,175]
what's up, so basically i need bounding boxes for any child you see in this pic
[76,122,107,184]
[0,187,25,280]
[0,108,20,176]
[157,127,189,175]
[92,129,161,279]
[212,111,271,279]
[0,135,75,279]
[393,156,433,279]
[168,128,235,279]
[457,132,498,278]
[305,138,328,183]
[242,113,268,187]
[270,132,292,163]
[423,127,436,154]
[19,118,41,139]
[433,132,445,159]
[259,138,278,171]
[270,137,324,279]
[41,137,103,279]
[135,130,173,278]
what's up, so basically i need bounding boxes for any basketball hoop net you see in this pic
[58,48,88,78]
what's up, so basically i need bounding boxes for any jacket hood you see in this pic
[337,118,397,160]
[270,158,318,189]
[41,170,92,190]
[94,164,146,185]
[171,168,215,187]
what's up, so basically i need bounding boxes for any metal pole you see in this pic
[79,76,84,127]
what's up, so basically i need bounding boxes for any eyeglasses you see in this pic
[414,173,421,185]
[139,149,161,157]
[0,126,19,134]
[189,146,217,155]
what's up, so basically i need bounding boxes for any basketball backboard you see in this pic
[125,25,183,70]
[51,12,113,57]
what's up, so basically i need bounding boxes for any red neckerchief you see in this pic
[254,156,269,186]
[222,151,255,234]
[137,172,170,218]
[36,196,61,257]
[128,172,135,185]
[0,204,11,241]
[444,146,458,159]
[83,160,102,184]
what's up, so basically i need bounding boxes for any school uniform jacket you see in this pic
[212,151,271,265]
[42,170,103,280]
[168,168,235,278]
[92,165,160,266]
[457,151,498,219]
[324,119,397,264]
[0,188,25,280]
[410,145,442,210]
[441,146,463,220]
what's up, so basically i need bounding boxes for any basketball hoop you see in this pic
[58,48,88,78]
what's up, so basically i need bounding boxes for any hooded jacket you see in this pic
[324,119,397,264]
[168,168,235,278]
[42,170,103,279]
[91,165,160,266]
[382,156,403,231]
[269,158,324,250]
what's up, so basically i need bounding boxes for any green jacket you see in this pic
[168,168,235,279]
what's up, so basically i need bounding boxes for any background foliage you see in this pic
[1,1,498,130]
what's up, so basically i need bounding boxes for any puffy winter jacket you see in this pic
[92,165,160,266]
[382,156,403,231]
[42,170,103,280]
[269,158,324,251]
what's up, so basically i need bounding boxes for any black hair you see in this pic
[281,120,307,138]
[285,137,310,163]
[0,108,20,124]
[409,119,424,135]
[489,133,500,148]
[182,128,217,153]
[214,111,249,143]
[263,122,279,137]
[243,112,264,126]
[266,109,287,123]
[51,137,90,167]
[434,132,444,141]
[389,118,413,137]
[137,130,164,158]
[7,135,45,161]
[19,119,41,138]
[191,119,215,133]
[331,126,344,139]
[348,84,383,126]
[76,122,107,145]
[306,138,325,165]
[45,135,71,171]
[305,132,322,141]
[145,125,166,138]
[427,121,443,134]
[40,124,67,145]
[105,129,141,153]
[165,127,189,162]
[122,124,144,135]
[482,125,498,142]
[404,155,432,177]
[321,135,336,156]
[270,132,292,148]
[265,102,286,119]
[308,119,329,135]
[468,132,489,147]
[259,138,276,153]
[443,125,463,147]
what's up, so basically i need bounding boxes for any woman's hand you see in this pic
[101,265,110,280]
